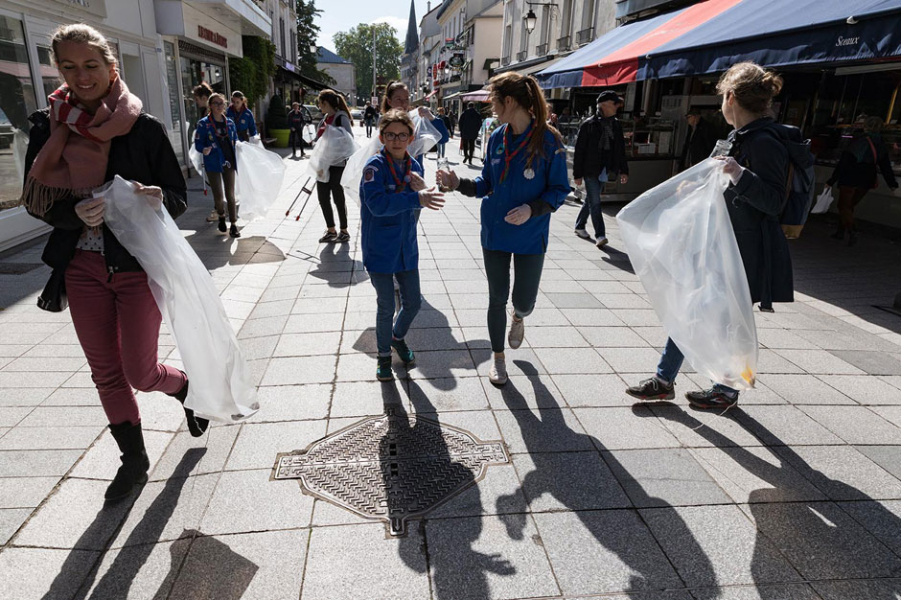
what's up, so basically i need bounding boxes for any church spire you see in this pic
[404,0,419,55]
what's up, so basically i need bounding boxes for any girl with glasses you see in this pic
[194,93,241,237]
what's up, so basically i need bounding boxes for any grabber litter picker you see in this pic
[294,176,316,222]
[284,179,307,216]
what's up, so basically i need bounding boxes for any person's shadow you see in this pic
[381,382,514,600]
[307,242,366,288]
[641,403,901,598]
[495,361,718,598]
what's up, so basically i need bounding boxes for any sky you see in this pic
[315,0,434,54]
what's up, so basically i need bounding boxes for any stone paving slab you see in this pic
[2,131,901,599]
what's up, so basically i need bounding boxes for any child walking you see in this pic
[360,109,445,381]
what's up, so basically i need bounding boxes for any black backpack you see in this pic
[758,123,816,239]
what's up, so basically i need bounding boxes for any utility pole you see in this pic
[372,26,377,103]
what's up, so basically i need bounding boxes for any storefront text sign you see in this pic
[836,36,860,47]
[198,26,228,49]
[53,0,107,18]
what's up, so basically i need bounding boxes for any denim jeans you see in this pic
[656,337,738,396]
[483,249,545,353]
[574,175,605,238]
[369,270,422,357]
[437,143,446,158]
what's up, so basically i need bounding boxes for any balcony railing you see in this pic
[502,55,511,66]
[516,50,528,62]
[576,28,594,46]
[536,43,548,56]
[557,35,571,51]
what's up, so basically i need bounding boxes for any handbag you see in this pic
[37,268,68,312]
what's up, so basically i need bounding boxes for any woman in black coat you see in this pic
[626,62,793,410]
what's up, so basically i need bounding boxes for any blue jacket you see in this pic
[194,116,238,173]
[225,106,257,140]
[468,123,570,254]
[360,152,425,274]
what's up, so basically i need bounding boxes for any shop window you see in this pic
[0,16,38,214]
[37,45,60,100]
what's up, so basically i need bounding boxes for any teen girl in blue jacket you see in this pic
[380,81,449,167]
[194,92,241,237]
[225,91,257,142]
[361,109,445,381]
[437,72,570,386]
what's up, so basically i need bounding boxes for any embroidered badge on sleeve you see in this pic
[363,166,378,182]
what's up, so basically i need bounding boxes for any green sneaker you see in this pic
[391,338,415,365]
[376,356,393,381]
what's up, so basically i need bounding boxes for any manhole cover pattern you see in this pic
[274,410,508,536]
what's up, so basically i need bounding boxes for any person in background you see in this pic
[437,107,452,159]
[287,101,308,159]
[680,107,718,171]
[195,93,241,238]
[226,91,257,142]
[191,82,221,224]
[23,24,203,502]
[826,115,900,246]
[458,102,482,165]
[626,62,794,410]
[437,73,570,386]
[364,100,379,138]
[572,90,629,248]
[315,89,354,244]
[548,112,559,127]
[360,109,445,381]
[380,81,449,167]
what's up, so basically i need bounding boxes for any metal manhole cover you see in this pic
[274,409,509,536]
[0,263,43,275]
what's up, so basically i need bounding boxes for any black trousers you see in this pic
[462,138,476,161]
[316,165,348,229]
[290,129,305,156]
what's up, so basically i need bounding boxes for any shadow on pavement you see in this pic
[639,402,901,599]
[307,242,366,288]
[497,360,718,599]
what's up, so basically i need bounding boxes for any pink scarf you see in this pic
[21,74,143,216]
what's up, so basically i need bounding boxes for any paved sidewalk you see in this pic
[1,129,901,600]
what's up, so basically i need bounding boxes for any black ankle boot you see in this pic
[168,375,209,438]
[830,227,845,240]
[106,421,150,501]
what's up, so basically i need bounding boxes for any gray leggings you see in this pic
[483,248,545,353]
[208,167,237,223]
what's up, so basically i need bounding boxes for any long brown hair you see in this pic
[716,62,783,116]
[381,81,408,113]
[318,89,353,126]
[488,72,562,166]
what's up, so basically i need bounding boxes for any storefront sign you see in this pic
[449,54,465,68]
[198,26,227,49]
[52,0,107,19]
[835,35,860,48]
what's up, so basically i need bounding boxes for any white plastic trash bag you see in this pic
[307,123,359,183]
[811,186,834,214]
[340,109,440,204]
[616,159,758,390]
[95,175,260,422]
[188,144,203,176]
[235,140,286,220]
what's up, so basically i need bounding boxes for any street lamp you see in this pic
[523,2,557,34]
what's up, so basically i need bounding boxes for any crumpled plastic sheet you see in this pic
[234,140,286,220]
[95,175,260,421]
[307,124,359,183]
[616,159,758,390]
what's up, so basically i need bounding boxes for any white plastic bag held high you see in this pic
[616,159,758,390]
[95,176,260,421]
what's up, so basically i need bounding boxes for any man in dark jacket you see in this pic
[287,102,309,159]
[680,108,717,171]
[458,102,483,164]
[573,90,629,247]
[363,101,379,138]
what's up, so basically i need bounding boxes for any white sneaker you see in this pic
[508,312,525,349]
[489,356,508,386]
[206,210,219,222]
[574,228,590,239]
[596,236,609,248]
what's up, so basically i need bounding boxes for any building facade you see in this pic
[414,2,442,103]
[315,47,356,104]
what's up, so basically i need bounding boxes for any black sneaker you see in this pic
[626,377,675,401]
[336,230,350,243]
[218,216,227,232]
[319,230,337,243]
[376,356,393,381]
[229,223,241,238]
[391,338,415,365]
[685,388,738,410]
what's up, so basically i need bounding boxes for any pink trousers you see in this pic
[65,250,186,425]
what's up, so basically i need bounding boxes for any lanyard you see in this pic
[382,149,412,192]
[499,122,534,185]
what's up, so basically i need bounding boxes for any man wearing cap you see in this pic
[572,90,629,247]
[680,108,717,171]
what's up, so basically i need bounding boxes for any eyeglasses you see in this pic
[382,132,410,142]
[210,101,225,106]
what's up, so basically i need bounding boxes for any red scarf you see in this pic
[316,114,335,140]
[21,74,142,216]
[382,149,412,192]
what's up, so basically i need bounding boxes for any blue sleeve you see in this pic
[248,112,257,137]
[537,141,571,211]
[361,161,421,217]
[431,118,449,144]
[193,121,207,152]
[230,121,238,144]
[472,132,495,197]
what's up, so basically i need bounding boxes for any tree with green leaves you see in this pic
[295,0,334,85]
[227,36,275,109]
[334,23,403,100]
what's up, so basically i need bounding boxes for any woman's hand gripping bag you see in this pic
[95,175,260,421]
[307,124,359,183]
[615,159,758,390]
[235,141,286,220]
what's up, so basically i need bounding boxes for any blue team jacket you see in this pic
[472,123,570,254]
[225,106,258,139]
[360,152,425,274]
[194,116,238,173]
